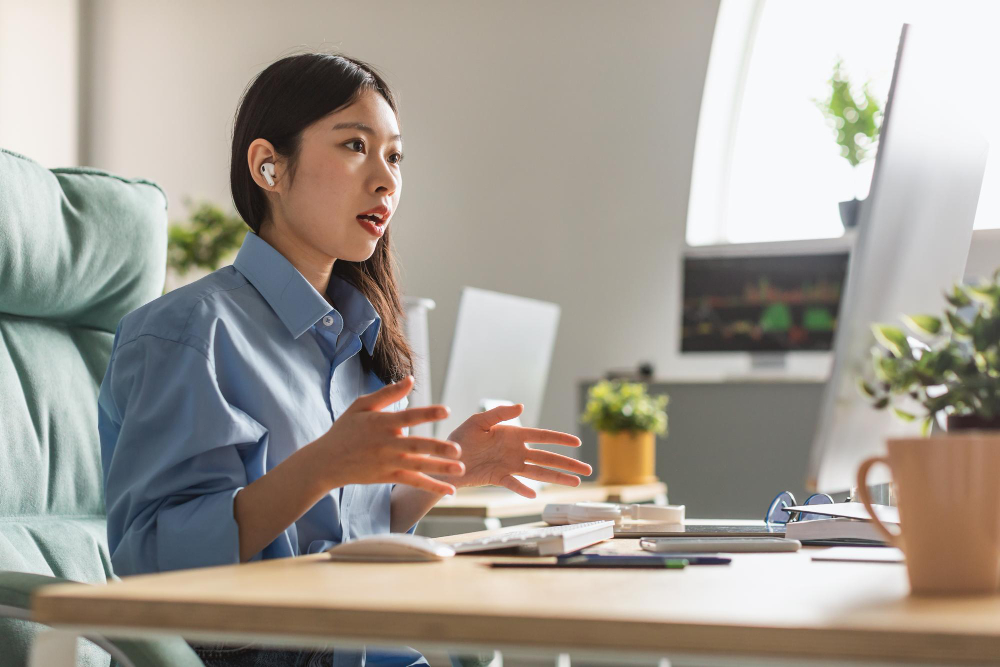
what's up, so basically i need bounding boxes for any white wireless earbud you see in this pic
[260,163,276,187]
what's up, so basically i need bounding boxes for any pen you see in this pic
[489,558,688,569]
[562,553,732,566]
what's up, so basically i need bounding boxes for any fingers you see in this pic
[351,375,414,412]
[391,470,457,496]
[394,437,462,459]
[525,449,593,476]
[519,427,581,447]
[517,464,582,487]
[476,403,524,428]
[388,405,450,429]
[499,475,537,499]
[398,453,465,477]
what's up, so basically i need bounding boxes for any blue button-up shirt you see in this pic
[98,232,407,576]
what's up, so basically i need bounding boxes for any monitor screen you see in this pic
[807,24,989,492]
[435,287,560,439]
[681,252,850,353]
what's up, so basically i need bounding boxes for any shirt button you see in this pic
[322,315,335,327]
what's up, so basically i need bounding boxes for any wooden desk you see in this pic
[30,522,1000,666]
[427,481,668,519]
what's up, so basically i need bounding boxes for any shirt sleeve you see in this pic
[98,334,268,575]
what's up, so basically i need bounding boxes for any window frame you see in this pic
[685,0,765,247]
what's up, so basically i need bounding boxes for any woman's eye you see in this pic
[388,153,403,165]
[347,139,365,152]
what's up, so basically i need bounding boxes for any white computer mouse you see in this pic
[325,533,455,562]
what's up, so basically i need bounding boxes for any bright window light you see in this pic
[687,0,1000,246]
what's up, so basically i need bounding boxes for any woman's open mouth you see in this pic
[356,206,390,237]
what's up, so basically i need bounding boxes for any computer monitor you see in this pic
[681,243,851,354]
[435,287,560,439]
[807,24,989,493]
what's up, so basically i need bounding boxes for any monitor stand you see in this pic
[850,482,896,507]
[749,352,788,373]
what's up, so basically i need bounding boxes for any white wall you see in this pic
[0,0,78,167]
[80,0,720,438]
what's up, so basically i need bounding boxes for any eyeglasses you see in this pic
[764,491,835,525]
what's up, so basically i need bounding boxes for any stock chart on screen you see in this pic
[681,252,850,353]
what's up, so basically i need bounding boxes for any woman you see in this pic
[98,53,591,666]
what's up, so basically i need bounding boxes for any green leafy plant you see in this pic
[862,270,1000,434]
[167,201,248,274]
[815,59,882,168]
[581,380,668,435]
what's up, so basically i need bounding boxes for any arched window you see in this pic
[687,0,1000,246]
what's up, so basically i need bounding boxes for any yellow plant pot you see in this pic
[598,430,659,485]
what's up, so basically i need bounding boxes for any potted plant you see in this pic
[581,380,668,485]
[815,59,882,229]
[861,270,1000,433]
[165,201,248,292]
[858,273,1000,595]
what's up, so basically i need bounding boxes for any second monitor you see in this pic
[435,287,561,440]
[682,245,850,354]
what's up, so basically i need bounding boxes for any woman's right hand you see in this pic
[316,375,464,495]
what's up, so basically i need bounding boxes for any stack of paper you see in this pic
[810,546,904,563]
[782,502,899,545]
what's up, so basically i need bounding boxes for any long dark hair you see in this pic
[230,53,412,384]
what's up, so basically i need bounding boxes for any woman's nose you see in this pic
[371,158,399,195]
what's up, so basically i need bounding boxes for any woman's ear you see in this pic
[248,138,282,192]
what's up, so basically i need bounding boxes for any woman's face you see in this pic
[272,89,403,263]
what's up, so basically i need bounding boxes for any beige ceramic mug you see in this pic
[857,435,1000,595]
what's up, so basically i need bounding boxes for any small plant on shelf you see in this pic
[815,59,882,169]
[582,380,668,435]
[582,380,667,485]
[815,59,883,228]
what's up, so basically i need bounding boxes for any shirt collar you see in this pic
[233,233,381,353]
[327,273,381,356]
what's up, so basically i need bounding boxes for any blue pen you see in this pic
[561,553,731,566]
[488,557,686,569]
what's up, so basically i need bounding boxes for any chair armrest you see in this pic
[103,637,206,667]
[0,571,67,610]
[0,571,205,667]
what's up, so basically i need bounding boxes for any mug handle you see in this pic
[856,455,902,548]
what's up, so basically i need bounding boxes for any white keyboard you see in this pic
[449,520,615,556]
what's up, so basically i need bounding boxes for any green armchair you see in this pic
[0,148,203,666]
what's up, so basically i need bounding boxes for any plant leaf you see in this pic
[972,312,993,352]
[857,378,877,398]
[873,354,898,383]
[947,311,972,338]
[892,408,916,422]
[945,286,972,308]
[902,314,942,337]
[872,324,911,358]
[964,284,999,305]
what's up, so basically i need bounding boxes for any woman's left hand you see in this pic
[445,403,593,498]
